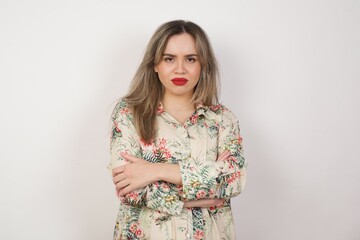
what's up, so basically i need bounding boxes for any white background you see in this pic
[1,0,359,239]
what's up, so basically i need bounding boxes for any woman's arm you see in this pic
[113,150,230,196]
[109,100,184,215]
[178,108,247,200]
[112,155,181,196]
[113,157,227,209]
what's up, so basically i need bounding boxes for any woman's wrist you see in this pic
[156,163,182,185]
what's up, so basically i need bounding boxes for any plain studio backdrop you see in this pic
[0,0,359,239]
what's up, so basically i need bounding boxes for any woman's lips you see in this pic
[171,78,188,86]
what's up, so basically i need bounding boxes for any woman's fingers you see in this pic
[115,178,130,192]
[214,198,225,207]
[112,153,154,197]
[112,165,125,177]
[119,185,134,196]
[113,172,126,184]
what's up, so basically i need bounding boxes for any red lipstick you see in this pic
[171,78,188,86]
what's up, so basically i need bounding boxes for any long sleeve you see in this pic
[109,100,184,215]
[178,107,246,200]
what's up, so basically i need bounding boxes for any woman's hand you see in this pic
[112,152,158,197]
[183,198,225,208]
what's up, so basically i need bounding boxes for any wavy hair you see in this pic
[124,20,219,143]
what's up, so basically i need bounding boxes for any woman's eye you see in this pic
[187,57,196,62]
[164,57,174,62]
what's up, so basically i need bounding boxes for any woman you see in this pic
[109,20,246,240]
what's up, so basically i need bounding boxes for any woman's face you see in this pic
[155,33,201,100]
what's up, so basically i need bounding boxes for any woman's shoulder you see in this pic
[208,103,229,114]
[111,98,133,121]
[113,98,129,109]
[206,103,239,124]
[208,103,237,117]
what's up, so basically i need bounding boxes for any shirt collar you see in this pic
[195,102,208,117]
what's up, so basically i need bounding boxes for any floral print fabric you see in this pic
[109,99,246,240]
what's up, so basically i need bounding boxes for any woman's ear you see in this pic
[154,67,158,73]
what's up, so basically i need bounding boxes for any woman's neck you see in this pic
[161,94,196,125]
[161,94,195,112]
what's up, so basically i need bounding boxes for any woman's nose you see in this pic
[174,61,186,74]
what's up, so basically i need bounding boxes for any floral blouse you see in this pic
[109,99,246,240]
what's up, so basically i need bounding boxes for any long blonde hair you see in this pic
[124,20,219,143]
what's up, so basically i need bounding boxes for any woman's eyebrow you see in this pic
[162,53,176,57]
[162,53,198,57]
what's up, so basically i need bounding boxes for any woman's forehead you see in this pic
[163,33,197,55]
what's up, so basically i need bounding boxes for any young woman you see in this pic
[109,20,246,240]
